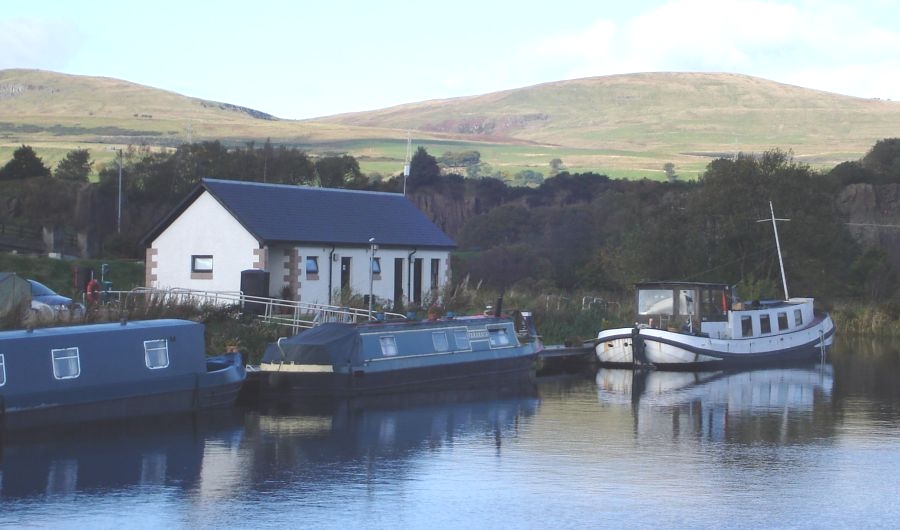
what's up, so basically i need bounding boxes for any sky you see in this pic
[2,0,899,120]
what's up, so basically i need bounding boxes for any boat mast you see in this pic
[758,201,790,300]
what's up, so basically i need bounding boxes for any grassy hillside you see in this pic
[2,69,898,180]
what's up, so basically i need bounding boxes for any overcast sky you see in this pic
[2,0,898,119]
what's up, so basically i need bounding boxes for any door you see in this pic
[393,258,404,310]
[413,258,423,306]
[341,257,351,291]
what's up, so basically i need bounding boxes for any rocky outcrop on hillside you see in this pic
[836,183,900,269]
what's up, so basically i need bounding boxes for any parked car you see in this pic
[28,279,85,318]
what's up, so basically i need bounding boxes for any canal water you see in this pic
[1,336,898,529]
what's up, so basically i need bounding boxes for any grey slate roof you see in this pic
[145,179,455,249]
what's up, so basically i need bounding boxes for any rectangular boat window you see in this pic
[777,312,789,330]
[794,309,803,326]
[488,327,511,347]
[144,339,170,369]
[678,290,695,315]
[51,347,81,379]
[453,329,470,350]
[638,289,674,315]
[432,331,449,352]
[0,353,5,387]
[760,314,772,334]
[380,336,398,356]
[741,315,753,337]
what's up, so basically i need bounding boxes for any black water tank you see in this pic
[240,269,270,314]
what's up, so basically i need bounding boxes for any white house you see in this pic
[142,178,456,310]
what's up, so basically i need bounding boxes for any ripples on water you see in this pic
[1,337,898,529]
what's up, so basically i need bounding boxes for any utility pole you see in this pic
[402,131,411,196]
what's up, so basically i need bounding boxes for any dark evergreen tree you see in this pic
[407,146,440,191]
[0,145,51,180]
[54,148,93,182]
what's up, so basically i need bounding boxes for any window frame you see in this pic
[144,339,170,370]
[379,336,398,356]
[306,256,319,279]
[740,315,753,337]
[0,353,5,387]
[777,312,789,331]
[488,326,512,347]
[794,309,803,327]
[51,347,81,380]
[453,329,471,351]
[432,331,449,352]
[759,314,772,334]
[191,255,213,273]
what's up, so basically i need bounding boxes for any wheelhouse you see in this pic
[634,282,730,331]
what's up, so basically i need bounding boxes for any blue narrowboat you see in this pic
[0,319,246,429]
[257,313,542,396]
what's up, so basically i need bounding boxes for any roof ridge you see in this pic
[201,177,404,198]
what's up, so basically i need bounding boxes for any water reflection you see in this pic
[0,410,245,500]
[596,364,835,443]
[241,379,540,491]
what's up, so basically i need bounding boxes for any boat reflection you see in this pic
[0,410,245,500]
[245,377,540,481]
[596,364,835,443]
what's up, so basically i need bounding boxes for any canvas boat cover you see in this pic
[0,272,31,320]
[261,323,361,366]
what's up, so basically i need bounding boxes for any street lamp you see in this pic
[368,237,377,319]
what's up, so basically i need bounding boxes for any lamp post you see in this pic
[117,149,123,233]
[368,237,377,319]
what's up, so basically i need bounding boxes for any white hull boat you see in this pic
[595,202,835,369]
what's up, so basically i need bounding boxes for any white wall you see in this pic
[149,191,260,292]
[270,245,450,309]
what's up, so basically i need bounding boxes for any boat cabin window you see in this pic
[0,353,5,387]
[379,336,398,356]
[432,331,449,352]
[453,329,470,350]
[777,312,789,331]
[794,309,803,327]
[488,327,511,347]
[144,339,170,369]
[741,316,753,337]
[51,347,81,379]
[638,289,674,315]
[678,290,695,316]
[760,314,772,334]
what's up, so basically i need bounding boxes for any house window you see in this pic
[760,314,772,334]
[306,256,319,279]
[144,339,170,369]
[741,316,753,337]
[51,347,81,379]
[453,329,470,350]
[372,257,381,276]
[488,327,511,347]
[380,336,398,356]
[794,309,803,326]
[777,312,789,331]
[191,255,213,273]
[432,331,449,352]
[0,353,5,387]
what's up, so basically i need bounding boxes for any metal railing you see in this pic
[104,287,407,334]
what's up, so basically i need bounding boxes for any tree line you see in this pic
[1,138,898,304]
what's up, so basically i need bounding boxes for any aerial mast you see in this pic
[757,201,791,300]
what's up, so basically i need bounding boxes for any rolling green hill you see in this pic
[2,69,898,179]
